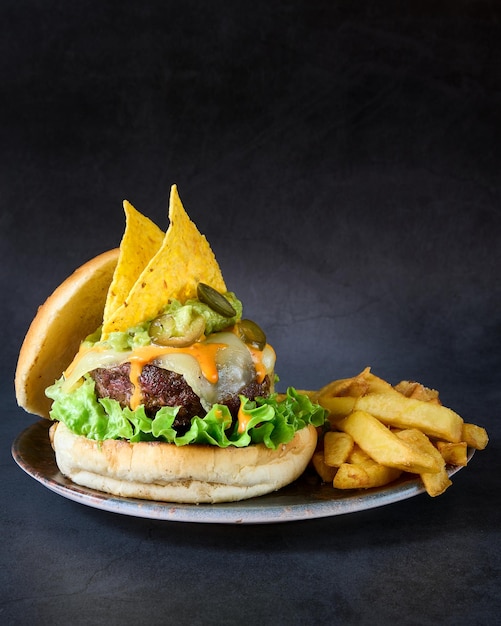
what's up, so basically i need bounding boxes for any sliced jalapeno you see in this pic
[149,313,205,347]
[197,282,236,318]
[235,318,267,351]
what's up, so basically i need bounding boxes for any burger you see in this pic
[15,186,325,503]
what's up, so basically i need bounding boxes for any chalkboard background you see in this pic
[2,3,500,624]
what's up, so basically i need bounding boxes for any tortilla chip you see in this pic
[102,200,165,333]
[103,185,226,334]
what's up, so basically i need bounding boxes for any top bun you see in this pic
[15,249,119,418]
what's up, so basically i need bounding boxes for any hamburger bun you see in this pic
[16,249,319,503]
[50,421,318,503]
[15,249,120,419]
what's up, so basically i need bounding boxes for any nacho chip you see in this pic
[102,200,164,333]
[166,185,227,301]
[103,185,227,334]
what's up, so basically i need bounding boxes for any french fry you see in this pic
[394,380,441,404]
[348,444,372,464]
[310,370,488,497]
[334,457,401,490]
[318,369,400,423]
[318,367,397,399]
[337,410,442,474]
[436,441,468,466]
[333,463,371,489]
[461,423,489,450]
[360,369,400,395]
[351,393,464,442]
[396,429,452,497]
[311,451,337,483]
[317,367,372,399]
[318,396,357,421]
[323,431,354,467]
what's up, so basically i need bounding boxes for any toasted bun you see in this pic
[15,249,120,419]
[50,422,318,503]
[16,246,317,504]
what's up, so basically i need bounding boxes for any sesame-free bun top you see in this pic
[15,249,120,419]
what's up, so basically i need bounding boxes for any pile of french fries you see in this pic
[308,367,488,497]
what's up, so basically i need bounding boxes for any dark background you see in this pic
[1,2,500,625]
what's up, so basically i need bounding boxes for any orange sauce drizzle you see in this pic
[247,344,274,383]
[126,343,223,410]
[237,403,252,434]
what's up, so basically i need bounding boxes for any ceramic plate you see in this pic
[12,420,472,524]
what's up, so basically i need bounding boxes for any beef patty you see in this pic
[90,363,270,431]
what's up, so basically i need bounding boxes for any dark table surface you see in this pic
[2,2,500,624]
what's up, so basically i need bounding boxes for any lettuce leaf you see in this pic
[46,377,326,449]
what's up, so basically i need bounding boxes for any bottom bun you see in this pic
[50,422,318,503]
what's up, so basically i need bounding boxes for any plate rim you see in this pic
[11,420,472,525]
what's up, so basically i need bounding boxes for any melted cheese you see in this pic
[129,359,143,410]
[62,332,276,413]
[248,344,276,383]
[127,343,222,410]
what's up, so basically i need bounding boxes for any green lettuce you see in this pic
[45,376,326,449]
